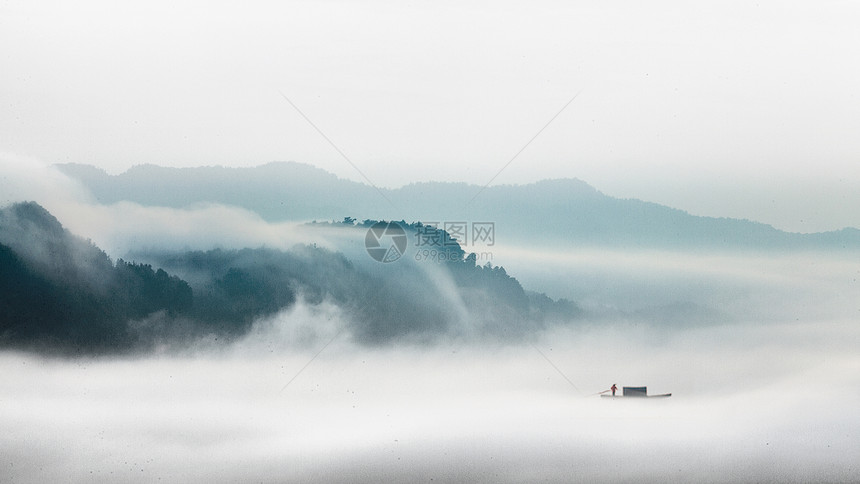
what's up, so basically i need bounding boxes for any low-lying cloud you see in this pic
[0,153,93,210]
[0,154,348,256]
[494,245,860,323]
[1,315,857,483]
[3,154,859,481]
[60,201,319,256]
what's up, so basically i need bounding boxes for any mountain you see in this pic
[57,162,860,250]
[1,203,579,353]
[131,219,580,345]
[57,162,377,221]
[0,202,193,353]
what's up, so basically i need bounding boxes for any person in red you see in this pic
[610,383,618,396]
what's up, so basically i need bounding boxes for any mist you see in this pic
[2,156,859,481]
[2,314,857,483]
[3,240,859,482]
[492,245,860,323]
[4,0,860,477]
[0,155,344,257]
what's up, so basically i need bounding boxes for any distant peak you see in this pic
[1,201,65,237]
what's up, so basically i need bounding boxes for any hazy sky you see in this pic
[2,0,859,231]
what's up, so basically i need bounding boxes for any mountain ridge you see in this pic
[0,202,581,353]
[55,162,860,250]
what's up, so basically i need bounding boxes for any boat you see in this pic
[600,386,671,398]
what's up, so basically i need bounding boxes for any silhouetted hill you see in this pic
[0,202,193,353]
[1,204,580,353]
[57,162,860,250]
[135,220,580,345]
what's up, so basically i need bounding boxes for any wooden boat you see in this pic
[600,386,671,398]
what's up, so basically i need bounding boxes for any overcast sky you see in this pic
[2,0,859,232]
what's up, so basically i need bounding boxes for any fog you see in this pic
[58,201,325,256]
[2,317,858,483]
[3,247,859,482]
[4,1,860,236]
[0,155,347,256]
[493,245,860,323]
[2,156,859,481]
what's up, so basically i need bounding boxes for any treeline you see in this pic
[307,218,581,333]
[1,204,581,354]
[0,202,191,353]
[144,244,470,344]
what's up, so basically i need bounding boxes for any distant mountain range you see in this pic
[57,162,860,250]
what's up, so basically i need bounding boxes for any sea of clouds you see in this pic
[1,154,858,482]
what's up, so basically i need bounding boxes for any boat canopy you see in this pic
[623,386,648,397]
